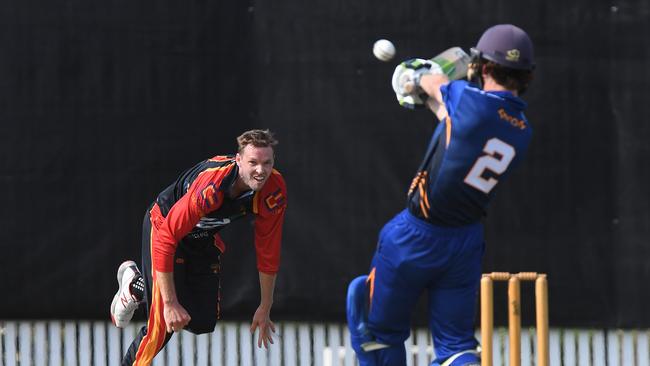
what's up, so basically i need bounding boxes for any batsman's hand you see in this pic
[163,300,191,333]
[391,58,443,109]
[250,305,276,349]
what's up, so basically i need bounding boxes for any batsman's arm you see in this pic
[419,73,450,121]
[394,47,469,116]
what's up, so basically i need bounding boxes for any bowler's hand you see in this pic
[163,300,191,333]
[250,305,276,348]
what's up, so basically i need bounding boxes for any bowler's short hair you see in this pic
[237,129,278,153]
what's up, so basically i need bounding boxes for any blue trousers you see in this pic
[363,209,484,363]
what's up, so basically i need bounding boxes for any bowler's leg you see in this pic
[121,206,173,365]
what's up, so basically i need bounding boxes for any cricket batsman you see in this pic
[347,24,536,366]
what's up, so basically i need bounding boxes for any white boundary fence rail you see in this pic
[0,321,649,365]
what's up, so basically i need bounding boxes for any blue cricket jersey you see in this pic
[407,80,532,226]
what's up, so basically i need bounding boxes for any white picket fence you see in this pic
[0,321,649,365]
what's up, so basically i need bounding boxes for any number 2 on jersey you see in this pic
[464,138,515,194]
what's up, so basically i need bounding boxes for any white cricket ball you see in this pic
[373,39,396,62]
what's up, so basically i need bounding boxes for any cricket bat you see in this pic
[431,46,471,80]
[403,47,471,94]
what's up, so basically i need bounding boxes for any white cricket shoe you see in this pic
[110,260,142,328]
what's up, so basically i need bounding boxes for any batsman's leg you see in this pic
[431,350,480,366]
[428,228,483,365]
[347,275,386,366]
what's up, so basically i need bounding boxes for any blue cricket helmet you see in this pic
[472,24,535,71]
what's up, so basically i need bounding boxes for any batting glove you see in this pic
[391,58,443,109]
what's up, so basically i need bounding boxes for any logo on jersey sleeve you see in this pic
[264,189,286,213]
[198,183,219,211]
